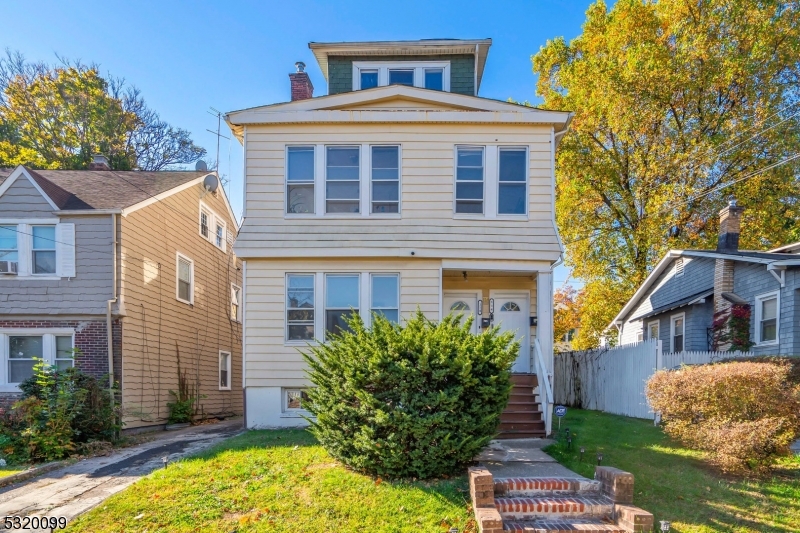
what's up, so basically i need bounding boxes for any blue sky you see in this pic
[2,0,595,288]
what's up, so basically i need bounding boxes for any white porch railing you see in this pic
[532,339,554,436]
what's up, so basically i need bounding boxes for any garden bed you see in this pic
[544,409,800,532]
[65,429,475,532]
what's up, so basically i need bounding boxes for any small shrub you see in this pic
[646,360,800,474]
[302,309,518,480]
[166,342,200,424]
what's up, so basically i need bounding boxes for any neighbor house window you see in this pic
[371,274,399,323]
[455,147,484,214]
[199,209,210,238]
[215,221,225,249]
[287,146,315,214]
[637,331,644,342]
[219,351,231,390]
[55,335,74,371]
[285,389,309,411]
[231,284,242,322]
[326,146,360,213]
[198,203,227,252]
[8,335,41,384]
[755,291,779,344]
[286,274,314,341]
[353,62,451,91]
[31,225,56,274]
[648,320,659,341]
[670,314,684,352]
[176,253,194,304]
[498,148,527,215]
[325,274,359,339]
[371,146,400,214]
[424,69,444,90]
[0,225,18,263]
[3,332,75,386]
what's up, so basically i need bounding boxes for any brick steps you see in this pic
[494,477,601,497]
[503,519,626,532]
[495,496,614,520]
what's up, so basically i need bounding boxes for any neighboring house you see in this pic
[612,201,800,355]
[0,158,242,430]
[226,38,572,436]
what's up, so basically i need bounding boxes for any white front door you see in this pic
[443,292,480,334]
[492,291,530,373]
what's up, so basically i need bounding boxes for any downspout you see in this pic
[107,213,117,394]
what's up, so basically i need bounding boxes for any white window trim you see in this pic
[754,290,780,346]
[369,273,401,323]
[648,320,660,341]
[352,61,451,91]
[452,145,531,220]
[218,350,232,390]
[284,144,403,220]
[285,272,317,345]
[283,388,309,414]
[176,252,194,305]
[0,329,74,391]
[324,273,361,339]
[231,283,242,322]
[0,220,63,280]
[636,330,644,342]
[198,202,226,252]
[670,312,685,353]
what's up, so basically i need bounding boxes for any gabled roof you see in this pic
[0,166,238,224]
[769,241,800,254]
[225,84,572,140]
[609,247,800,329]
[309,39,492,90]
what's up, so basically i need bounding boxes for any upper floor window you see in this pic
[455,147,484,214]
[32,226,56,274]
[0,225,18,263]
[287,146,315,214]
[198,203,227,252]
[353,62,450,91]
[326,146,360,214]
[231,284,242,322]
[371,146,400,214]
[0,222,73,278]
[498,148,527,215]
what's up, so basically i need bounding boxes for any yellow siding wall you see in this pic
[119,184,242,428]
[237,122,559,261]
[244,258,440,388]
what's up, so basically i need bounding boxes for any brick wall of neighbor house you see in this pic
[0,319,122,405]
[327,54,476,95]
[733,262,796,355]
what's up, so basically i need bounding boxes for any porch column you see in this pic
[536,271,554,375]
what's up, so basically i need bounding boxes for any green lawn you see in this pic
[66,429,475,533]
[544,409,800,533]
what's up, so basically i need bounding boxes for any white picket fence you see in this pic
[553,341,751,420]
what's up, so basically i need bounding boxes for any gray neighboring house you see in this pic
[612,202,800,355]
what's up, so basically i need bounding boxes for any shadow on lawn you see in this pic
[545,410,800,533]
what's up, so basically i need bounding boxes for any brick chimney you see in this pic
[289,61,313,101]
[713,200,744,314]
[88,154,111,171]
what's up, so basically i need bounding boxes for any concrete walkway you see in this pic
[476,438,588,479]
[0,418,243,531]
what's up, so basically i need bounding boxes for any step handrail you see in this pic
[532,338,554,436]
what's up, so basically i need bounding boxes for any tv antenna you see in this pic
[207,107,231,190]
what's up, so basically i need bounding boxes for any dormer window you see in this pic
[353,62,450,91]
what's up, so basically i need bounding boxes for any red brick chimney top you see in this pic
[88,154,111,171]
[289,62,313,101]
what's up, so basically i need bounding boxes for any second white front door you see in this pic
[492,291,531,373]
[443,292,480,334]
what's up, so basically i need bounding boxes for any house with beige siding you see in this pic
[226,39,572,436]
[0,159,242,430]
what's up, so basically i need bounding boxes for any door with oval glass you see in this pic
[442,292,480,334]
[491,291,530,373]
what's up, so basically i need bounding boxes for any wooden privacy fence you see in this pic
[553,341,751,420]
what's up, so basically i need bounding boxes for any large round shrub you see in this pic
[302,310,518,479]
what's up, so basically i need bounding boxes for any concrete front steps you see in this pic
[497,374,546,439]
[469,468,653,533]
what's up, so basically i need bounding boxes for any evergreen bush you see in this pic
[302,309,518,479]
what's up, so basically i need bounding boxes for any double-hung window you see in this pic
[31,225,56,274]
[326,146,360,213]
[286,274,314,341]
[455,147,484,214]
[498,148,527,215]
[4,333,74,386]
[756,291,779,344]
[0,225,18,263]
[670,314,684,353]
[198,203,227,251]
[219,351,231,390]
[286,146,315,214]
[215,220,225,248]
[8,335,41,383]
[371,146,399,214]
[199,209,210,239]
[176,253,194,304]
[231,284,242,322]
[325,274,359,339]
[370,274,399,323]
[648,321,660,342]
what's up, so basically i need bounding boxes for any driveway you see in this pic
[0,418,243,531]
